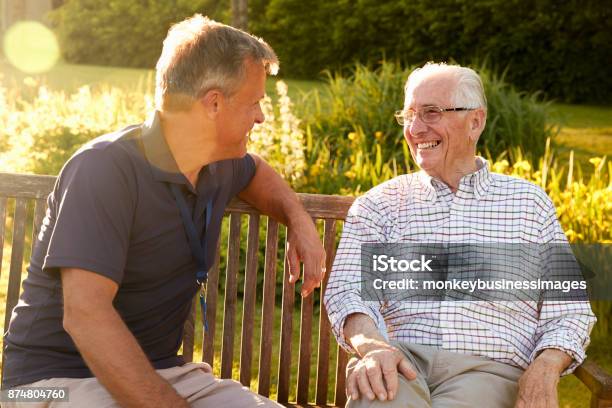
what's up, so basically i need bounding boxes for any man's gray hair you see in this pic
[405,62,487,110]
[155,14,279,111]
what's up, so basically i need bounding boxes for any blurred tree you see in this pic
[232,0,248,29]
[50,0,228,69]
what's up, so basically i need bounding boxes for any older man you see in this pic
[3,16,325,408]
[324,63,595,408]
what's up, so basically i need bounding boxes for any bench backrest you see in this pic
[0,172,355,407]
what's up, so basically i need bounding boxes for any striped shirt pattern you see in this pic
[324,158,596,373]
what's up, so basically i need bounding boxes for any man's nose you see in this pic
[409,113,427,135]
[254,103,265,124]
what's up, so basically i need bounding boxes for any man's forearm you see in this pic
[65,308,187,408]
[344,313,391,357]
[239,155,308,228]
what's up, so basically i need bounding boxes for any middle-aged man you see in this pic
[324,63,596,408]
[2,15,326,408]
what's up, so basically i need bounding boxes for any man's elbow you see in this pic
[62,301,109,338]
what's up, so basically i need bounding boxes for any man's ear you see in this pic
[472,109,486,130]
[468,109,486,142]
[200,89,222,118]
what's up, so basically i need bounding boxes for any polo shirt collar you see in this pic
[415,156,493,202]
[140,111,187,185]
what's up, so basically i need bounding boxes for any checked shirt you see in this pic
[324,158,596,373]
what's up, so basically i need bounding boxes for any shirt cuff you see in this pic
[329,302,388,354]
[530,331,588,375]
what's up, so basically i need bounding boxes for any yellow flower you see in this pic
[348,132,357,141]
[492,159,509,173]
[344,170,356,179]
[374,131,383,140]
[309,164,320,177]
[513,160,531,172]
[589,157,602,167]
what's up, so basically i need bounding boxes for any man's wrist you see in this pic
[285,207,312,231]
[354,339,395,358]
[534,348,573,374]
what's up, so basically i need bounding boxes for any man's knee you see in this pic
[346,374,431,408]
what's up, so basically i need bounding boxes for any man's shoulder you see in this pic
[351,173,421,216]
[75,124,142,158]
[489,172,551,202]
[55,124,144,192]
[360,172,422,202]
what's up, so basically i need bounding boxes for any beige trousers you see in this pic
[346,343,524,408]
[4,362,282,408]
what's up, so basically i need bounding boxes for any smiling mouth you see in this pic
[417,141,441,150]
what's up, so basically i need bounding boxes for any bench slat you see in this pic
[335,347,349,407]
[0,173,55,199]
[221,213,241,378]
[277,231,295,404]
[202,239,222,366]
[4,198,28,332]
[240,215,260,386]
[226,194,354,220]
[257,218,279,397]
[0,197,7,279]
[31,198,46,245]
[316,219,337,405]
[296,278,314,404]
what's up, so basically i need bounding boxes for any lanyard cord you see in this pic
[170,183,213,331]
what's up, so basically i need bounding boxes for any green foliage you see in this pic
[250,0,612,103]
[50,0,229,68]
[298,61,555,194]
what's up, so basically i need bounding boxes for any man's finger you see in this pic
[398,358,417,381]
[365,362,387,401]
[286,241,300,284]
[347,372,360,401]
[300,260,319,297]
[356,368,375,401]
[380,360,399,400]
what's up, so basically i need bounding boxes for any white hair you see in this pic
[404,62,487,110]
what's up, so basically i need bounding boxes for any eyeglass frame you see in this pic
[394,105,477,126]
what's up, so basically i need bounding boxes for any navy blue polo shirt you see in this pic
[2,112,255,388]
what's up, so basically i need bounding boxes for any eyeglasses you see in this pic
[394,106,476,126]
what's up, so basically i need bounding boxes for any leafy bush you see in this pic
[250,0,612,103]
[50,0,228,68]
[0,78,304,184]
[298,61,556,194]
[1,76,607,243]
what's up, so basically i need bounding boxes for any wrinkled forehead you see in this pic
[404,73,457,109]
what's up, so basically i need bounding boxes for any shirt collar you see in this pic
[416,157,493,202]
[140,111,187,185]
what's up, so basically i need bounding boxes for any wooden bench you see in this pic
[1,172,611,408]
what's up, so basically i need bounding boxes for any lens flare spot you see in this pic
[3,21,60,74]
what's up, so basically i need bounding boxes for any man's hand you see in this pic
[515,349,572,408]
[286,213,326,297]
[346,341,416,402]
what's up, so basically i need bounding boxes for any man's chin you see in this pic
[416,157,439,173]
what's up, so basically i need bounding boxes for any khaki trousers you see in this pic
[4,362,282,408]
[346,343,524,408]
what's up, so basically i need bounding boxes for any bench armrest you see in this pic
[574,359,612,400]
